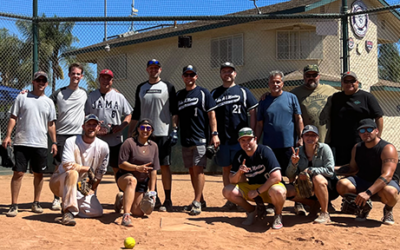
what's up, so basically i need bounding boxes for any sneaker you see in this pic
[121,213,133,227]
[189,201,202,216]
[51,198,61,211]
[6,204,18,217]
[314,212,331,224]
[184,200,207,212]
[328,201,336,213]
[222,200,237,211]
[272,214,283,229]
[62,211,76,226]
[159,199,173,212]
[294,202,307,216]
[382,208,395,225]
[114,192,124,213]
[355,211,369,222]
[31,202,43,213]
[266,203,275,215]
[242,209,257,226]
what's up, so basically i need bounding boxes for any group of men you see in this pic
[1,60,398,229]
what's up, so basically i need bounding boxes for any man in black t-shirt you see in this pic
[176,65,220,216]
[222,127,286,229]
[335,119,399,225]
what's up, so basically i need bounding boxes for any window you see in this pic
[104,54,127,80]
[277,31,323,60]
[211,34,243,68]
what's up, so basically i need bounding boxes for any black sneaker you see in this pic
[222,200,237,211]
[382,208,395,225]
[154,196,162,210]
[6,204,18,217]
[159,199,173,212]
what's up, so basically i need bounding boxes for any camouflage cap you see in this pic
[303,64,319,73]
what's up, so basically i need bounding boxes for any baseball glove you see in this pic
[294,172,314,198]
[77,168,97,196]
[140,191,157,215]
[341,193,373,215]
[206,145,219,159]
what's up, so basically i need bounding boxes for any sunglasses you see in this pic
[139,125,152,131]
[358,127,374,134]
[183,73,196,77]
[147,60,160,66]
[343,79,356,84]
[35,78,47,83]
[305,73,318,78]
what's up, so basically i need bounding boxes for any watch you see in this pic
[212,131,218,136]
[366,189,372,196]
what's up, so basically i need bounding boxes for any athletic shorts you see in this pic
[215,142,241,167]
[236,182,286,204]
[347,176,400,199]
[182,145,207,168]
[109,143,122,169]
[13,146,48,173]
[53,134,76,166]
[116,172,148,193]
[153,136,171,166]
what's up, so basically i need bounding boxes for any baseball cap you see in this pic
[303,64,319,73]
[302,125,319,136]
[147,59,161,67]
[182,65,197,75]
[357,118,377,130]
[84,114,100,124]
[100,69,114,78]
[342,71,358,81]
[33,71,48,81]
[238,127,254,140]
[220,62,236,71]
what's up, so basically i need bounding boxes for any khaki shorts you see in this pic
[236,182,286,203]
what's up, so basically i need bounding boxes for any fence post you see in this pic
[341,0,349,73]
[32,0,38,73]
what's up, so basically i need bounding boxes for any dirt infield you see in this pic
[0,174,399,250]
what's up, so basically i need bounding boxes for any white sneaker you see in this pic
[51,199,61,211]
[242,209,257,226]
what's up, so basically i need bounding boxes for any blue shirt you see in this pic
[211,85,258,145]
[257,91,301,148]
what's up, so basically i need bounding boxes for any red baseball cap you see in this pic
[100,69,114,78]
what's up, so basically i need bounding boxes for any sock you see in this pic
[54,195,60,200]
[385,205,393,211]
[165,189,171,201]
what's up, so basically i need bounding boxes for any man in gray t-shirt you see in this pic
[2,71,57,217]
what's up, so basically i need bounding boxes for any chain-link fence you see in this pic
[1,0,400,171]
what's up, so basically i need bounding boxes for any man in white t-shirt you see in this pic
[2,71,57,217]
[49,114,109,226]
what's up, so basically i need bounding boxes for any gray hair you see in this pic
[268,70,285,81]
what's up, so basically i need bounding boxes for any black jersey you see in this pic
[211,85,258,145]
[177,86,216,147]
[231,145,281,185]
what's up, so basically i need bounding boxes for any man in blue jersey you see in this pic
[129,59,178,212]
[211,62,258,210]
[176,65,220,215]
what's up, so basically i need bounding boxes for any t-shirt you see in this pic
[176,86,216,147]
[118,137,160,182]
[291,84,338,143]
[257,91,301,148]
[49,86,87,135]
[10,92,56,148]
[58,135,109,181]
[231,145,281,185]
[330,90,383,148]
[85,89,133,146]
[132,80,178,137]
[211,85,258,145]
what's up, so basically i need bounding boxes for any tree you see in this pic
[378,42,400,82]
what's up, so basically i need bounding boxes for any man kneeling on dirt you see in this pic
[222,127,286,229]
[49,114,109,226]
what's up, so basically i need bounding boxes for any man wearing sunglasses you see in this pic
[330,71,383,166]
[176,65,219,215]
[335,118,399,225]
[129,59,178,212]
[2,71,57,217]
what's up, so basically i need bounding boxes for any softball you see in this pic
[124,237,136,249]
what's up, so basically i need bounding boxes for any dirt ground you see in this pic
[0,174,399,250]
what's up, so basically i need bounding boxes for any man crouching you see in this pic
[49,114,109,226]
[222,127,286,229]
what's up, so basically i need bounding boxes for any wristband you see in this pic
[366,189,372,196]
[256,188,261,195]
[52,142,57,145]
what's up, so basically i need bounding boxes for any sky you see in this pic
[0,0,399,94]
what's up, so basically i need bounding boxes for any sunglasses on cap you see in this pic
[305,73,318,78]
[183,72,196,77]
[358,127,374,134]
[139,125,152,131]
[147,60,160,66]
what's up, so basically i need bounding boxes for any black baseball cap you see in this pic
[357,118,377,130]
[147,59,161,67]
[302,125,319,136]
[138,118,154,128]
[182,65,197,75]
[220,62,236,71]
